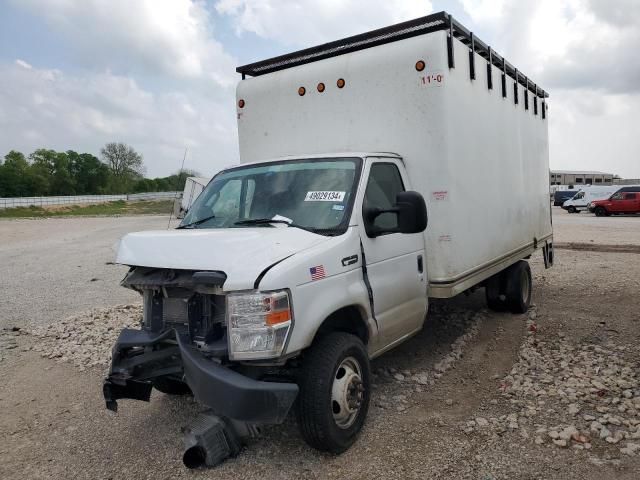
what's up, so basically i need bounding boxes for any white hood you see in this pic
[116,227,329,290]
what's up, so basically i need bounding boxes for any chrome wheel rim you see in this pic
[331,356,364,429]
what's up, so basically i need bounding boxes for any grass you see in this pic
[0,200,175,218]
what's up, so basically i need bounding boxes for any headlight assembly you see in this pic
[226,290,292,360]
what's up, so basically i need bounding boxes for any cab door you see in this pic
[622,193,639,212]
[610,192,634,213]
[357,158,427,349]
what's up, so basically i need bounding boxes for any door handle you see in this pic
[417,255,423,273]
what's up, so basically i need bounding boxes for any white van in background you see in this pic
[562,186,619,213]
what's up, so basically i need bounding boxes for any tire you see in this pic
[567,206,576,214]
[297,332,370,454]
[595,206,607,217]
[152,376,192,395]
[504,260,532,314]
[485,273,508,311]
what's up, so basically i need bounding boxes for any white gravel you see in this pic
[28,305,142,371]
[464,306,640,459]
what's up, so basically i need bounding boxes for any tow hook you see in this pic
[181,410,259,469]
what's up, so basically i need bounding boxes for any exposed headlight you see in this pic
[227,290,292,360]
[589,202,594,208]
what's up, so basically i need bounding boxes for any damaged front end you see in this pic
[103,267,298,425]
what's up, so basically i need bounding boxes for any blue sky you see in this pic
[1,0,639,178]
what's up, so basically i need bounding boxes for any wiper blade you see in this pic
[177,214,216,229]
[234,218,316,233]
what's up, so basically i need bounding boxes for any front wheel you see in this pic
[595,206,607,217]
[297,332,370,454]
[567,206,576,214]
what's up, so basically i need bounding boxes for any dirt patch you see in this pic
[555,242,640,254]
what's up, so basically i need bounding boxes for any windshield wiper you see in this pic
[176,214,216,229]
[234,218,316,233]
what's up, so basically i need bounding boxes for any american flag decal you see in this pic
[309,265,326,281]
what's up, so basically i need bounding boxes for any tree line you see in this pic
[0,142,200,198]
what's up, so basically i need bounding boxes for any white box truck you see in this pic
[562,185,620,213]
[104,12,554,464]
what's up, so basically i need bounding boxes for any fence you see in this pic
[0,192,180,209]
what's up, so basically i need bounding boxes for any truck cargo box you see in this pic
[235,12,552,296]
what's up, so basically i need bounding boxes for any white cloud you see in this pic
[0,61,238,177]
[460,0,640,93]
[13,0,237,86]
[460,0,640,177]
[15,59,33,70]
[216,0,432,46]
[549,91,640,178]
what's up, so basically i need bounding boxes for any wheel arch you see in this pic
[311,305,371,346]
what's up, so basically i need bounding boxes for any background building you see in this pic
[550,170,614,186]
[613,178,640,185]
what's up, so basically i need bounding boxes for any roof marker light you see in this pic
[415,60,426,72]
[238,99,245,108]
[298,86,306,96]
[336,78,345,88]
[317,82,325,93]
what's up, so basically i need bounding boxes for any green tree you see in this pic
[67,150,110,194]
[100,142,145,193]
[0,151,30,196]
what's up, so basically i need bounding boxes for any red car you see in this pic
[589,190,640,216]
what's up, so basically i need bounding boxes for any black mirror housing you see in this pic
[363,191,428,237]
[395,191,428,234]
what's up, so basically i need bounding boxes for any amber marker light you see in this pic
[266,310,291,326]
[336,78,345,88]
[238,99,245,108]
[298,86,306,96]
[415,60,426,72]
[317,82,325,92]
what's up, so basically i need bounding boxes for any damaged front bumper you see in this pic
[104,328,299,424]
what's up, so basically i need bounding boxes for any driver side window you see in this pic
[364,163,405,230]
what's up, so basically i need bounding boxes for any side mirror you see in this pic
[395,191,428,233]
[364,191,428,237]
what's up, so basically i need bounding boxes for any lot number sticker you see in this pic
[305,191,346,202]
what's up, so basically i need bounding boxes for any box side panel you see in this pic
[427,38,551,282]
[236,32,449,164]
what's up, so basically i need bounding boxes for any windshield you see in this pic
[572,191,585,200]
[180,157,362,235]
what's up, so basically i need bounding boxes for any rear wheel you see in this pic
[485,273,508,311]
[297,332,370,454]
[504,261,532,314]
[595,206,607,217]
[152,377,192,395]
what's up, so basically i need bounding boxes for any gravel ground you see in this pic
[1,210,639,479]
[0,215,177,330]
[551,206,640,245]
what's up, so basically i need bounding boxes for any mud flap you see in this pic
[543,241,554,269]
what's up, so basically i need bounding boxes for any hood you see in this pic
[116,227,329,291]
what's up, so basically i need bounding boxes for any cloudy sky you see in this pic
[1,0,638,178]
